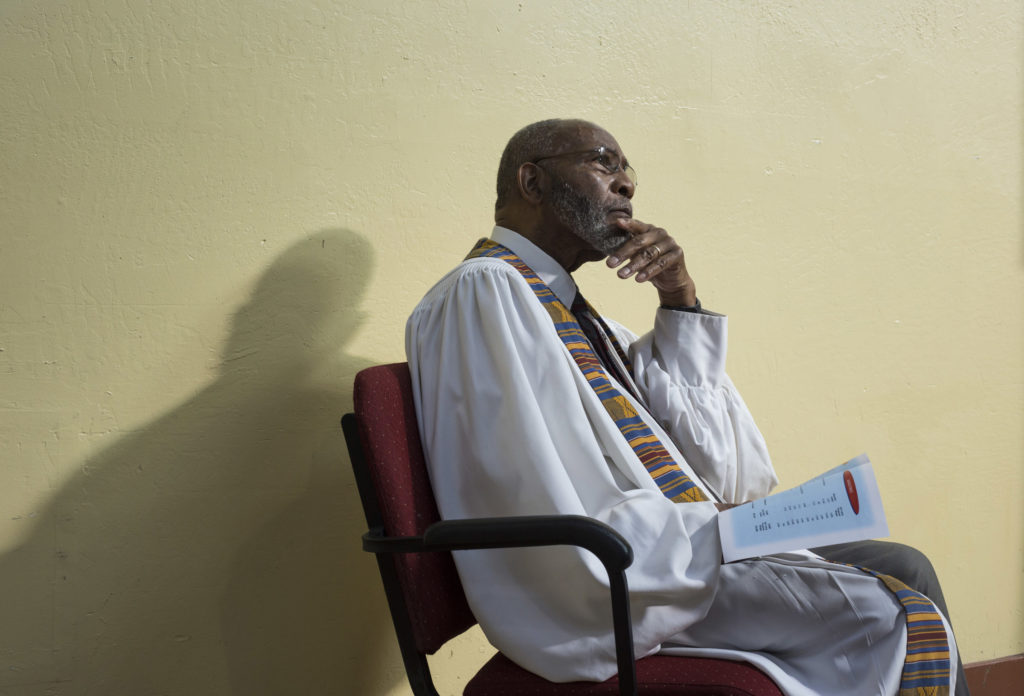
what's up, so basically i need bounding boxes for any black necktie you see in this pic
[570,293,641,402]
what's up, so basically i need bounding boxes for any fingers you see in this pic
[631,246,682,283]
[606,220,681,283]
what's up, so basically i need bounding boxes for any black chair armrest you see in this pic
[423,514,633,571]
[364,514,639,696]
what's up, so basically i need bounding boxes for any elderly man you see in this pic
[406,119,964,695]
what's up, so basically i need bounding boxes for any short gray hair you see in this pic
[494,119,586,211]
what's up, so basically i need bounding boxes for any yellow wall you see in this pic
[1,1,1020,694]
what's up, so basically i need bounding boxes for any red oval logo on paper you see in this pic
[843,471,860,515]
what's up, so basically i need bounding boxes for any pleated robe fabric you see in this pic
[405,226,957,695]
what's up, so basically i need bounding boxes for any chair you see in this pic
[342,362,784,696]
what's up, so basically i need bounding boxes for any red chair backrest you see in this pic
[352,362,476,654]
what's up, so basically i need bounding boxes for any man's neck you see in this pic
[494,218,602,273]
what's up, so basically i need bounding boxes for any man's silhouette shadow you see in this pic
[0,230,400,695]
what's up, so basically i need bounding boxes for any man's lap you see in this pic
[811,539,969,696]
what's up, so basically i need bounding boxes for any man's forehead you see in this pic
[557,122,625,157]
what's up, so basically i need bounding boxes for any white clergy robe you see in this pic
[405,226,957,695]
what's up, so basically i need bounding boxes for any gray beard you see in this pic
[549,178,628,255]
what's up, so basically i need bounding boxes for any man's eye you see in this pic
[596,153,616,171]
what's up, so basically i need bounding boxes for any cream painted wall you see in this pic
[1,1,1020,694]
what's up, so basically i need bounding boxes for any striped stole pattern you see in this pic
[571,295,640,401]
[851,565,951,695]
[466,238,709,503]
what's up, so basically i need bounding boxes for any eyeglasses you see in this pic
[533,146,638,187]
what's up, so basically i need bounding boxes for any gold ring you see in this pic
[650,244,661,257]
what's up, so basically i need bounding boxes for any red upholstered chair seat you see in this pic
[468,653,782,696]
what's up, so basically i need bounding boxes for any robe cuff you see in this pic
[652,307,728,387]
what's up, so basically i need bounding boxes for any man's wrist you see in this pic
[660,297,702,313]
[656,280,697,308]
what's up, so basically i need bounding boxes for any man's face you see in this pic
[541,126,634,256]
[548,174,629,255]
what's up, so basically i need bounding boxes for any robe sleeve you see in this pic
[406,260,724,682]
[615,308,779,504]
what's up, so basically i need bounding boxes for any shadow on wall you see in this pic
[0,230,400,695]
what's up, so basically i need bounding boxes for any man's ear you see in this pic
[517,162,546,205]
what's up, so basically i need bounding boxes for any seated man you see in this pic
[406,118,965,695]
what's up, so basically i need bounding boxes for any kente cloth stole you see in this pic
[844,563,951,696]
[570,295,641,402]
[465,238,709,503]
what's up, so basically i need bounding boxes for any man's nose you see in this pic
[614,172,635,199]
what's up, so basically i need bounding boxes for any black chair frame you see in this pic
[342,412,642,696]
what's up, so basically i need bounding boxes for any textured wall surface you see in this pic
[1,1,1021,694]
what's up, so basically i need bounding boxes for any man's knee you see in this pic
[812,539,943,599]
[875,541,939,592]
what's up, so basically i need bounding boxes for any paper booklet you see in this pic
[717,454,890,563]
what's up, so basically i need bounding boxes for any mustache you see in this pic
[608,201,633,217]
